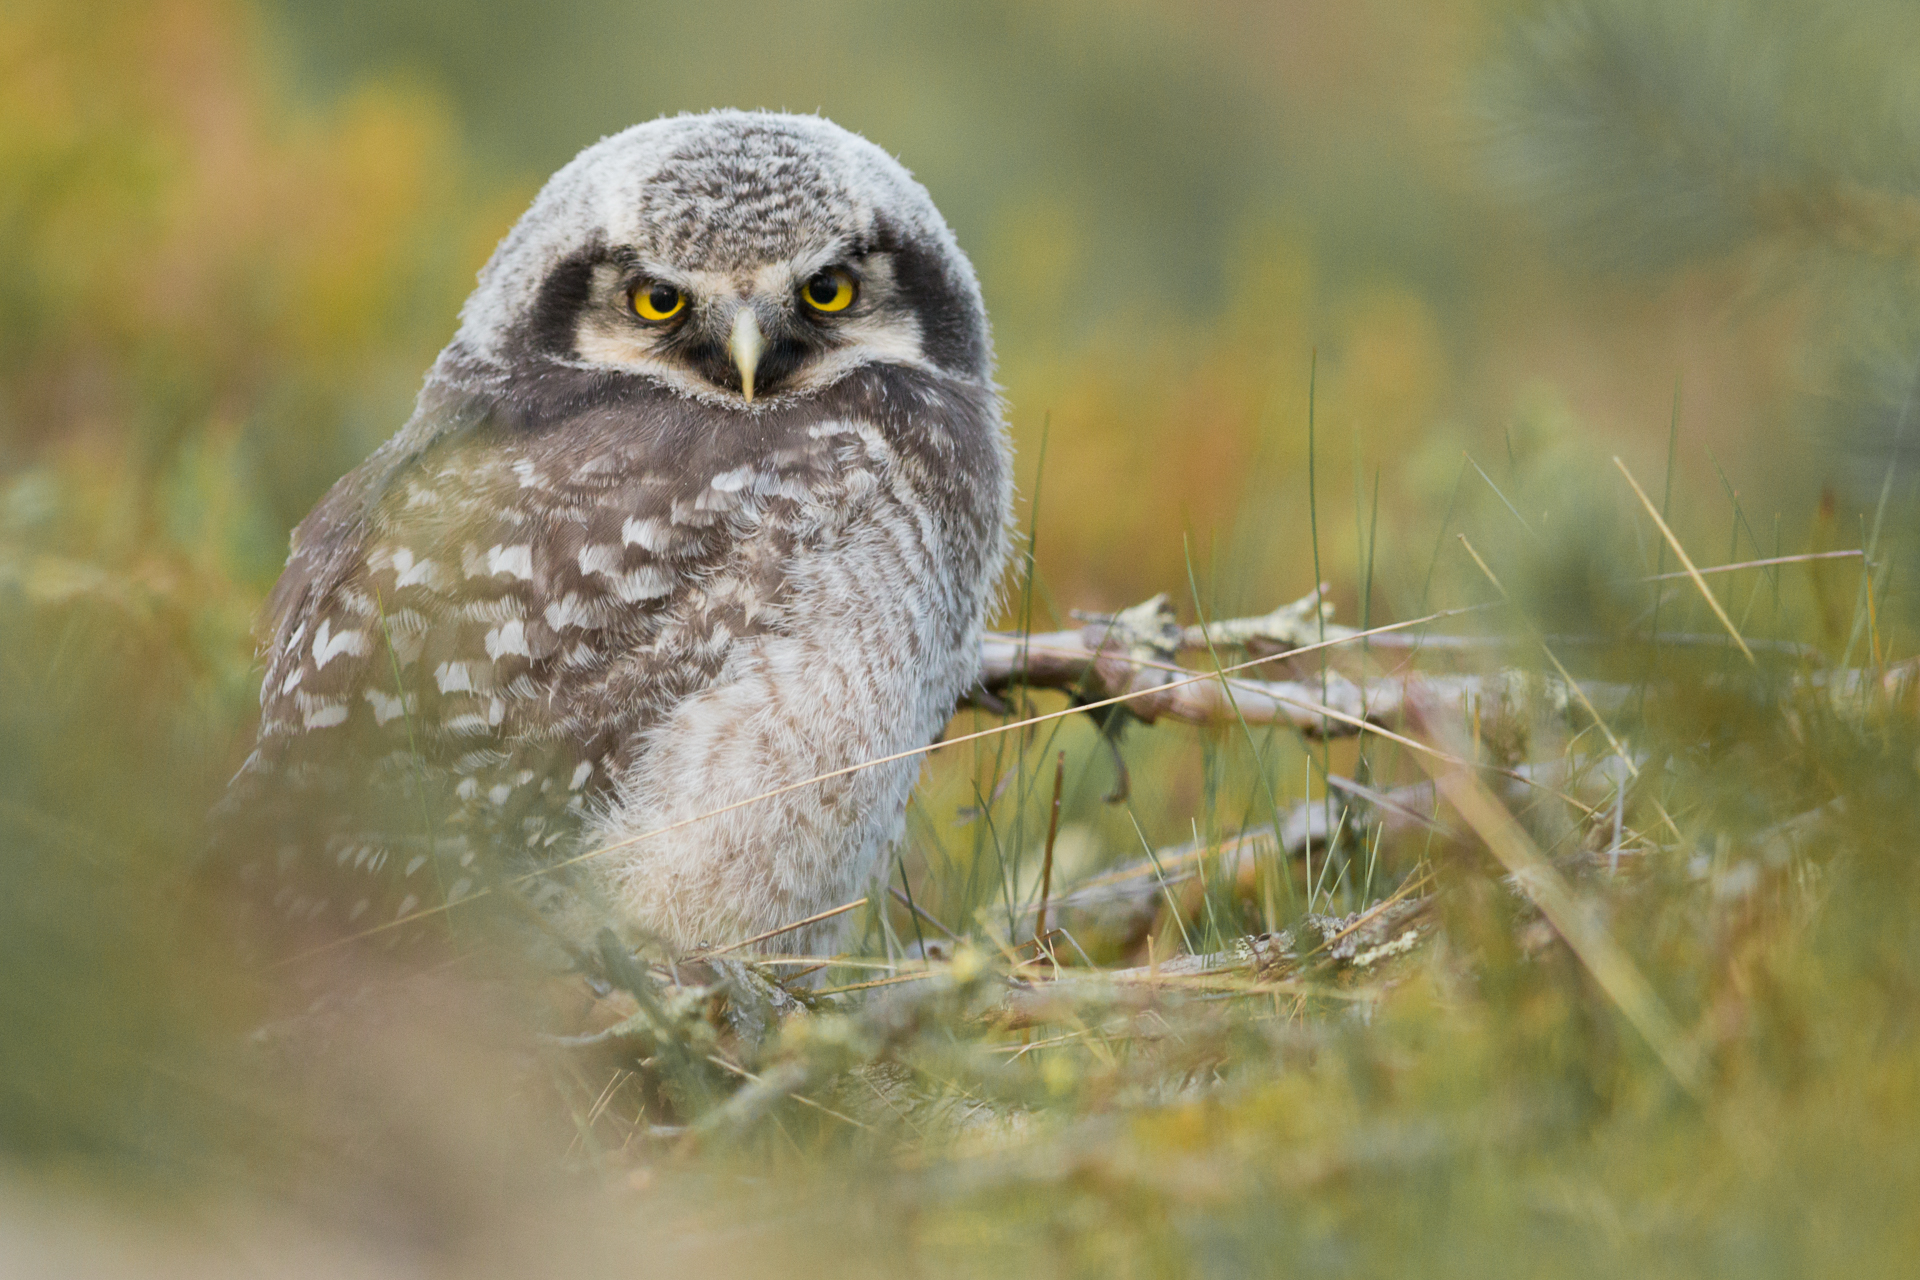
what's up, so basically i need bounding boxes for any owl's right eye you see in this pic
[631,282,687,323]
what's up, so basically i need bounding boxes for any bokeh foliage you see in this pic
[5,0,1920,1274]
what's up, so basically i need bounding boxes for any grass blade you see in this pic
[1613,457,1757,667]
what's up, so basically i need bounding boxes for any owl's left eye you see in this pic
[632,282,687,323]
[801,268,857,314]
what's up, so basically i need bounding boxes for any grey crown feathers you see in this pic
[213,111,1012,961]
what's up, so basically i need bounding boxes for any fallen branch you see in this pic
[970,588,1854,739]
[989,893,1435,1029]
[1003,754,1633,936]
[975,592,1621,736]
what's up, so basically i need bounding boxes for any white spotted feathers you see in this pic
[213,112,1011,961]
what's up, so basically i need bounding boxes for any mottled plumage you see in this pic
[214,112,1010,960]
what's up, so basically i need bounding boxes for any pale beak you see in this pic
[729,307,766,402]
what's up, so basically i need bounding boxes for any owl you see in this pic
[214,112,1010,963]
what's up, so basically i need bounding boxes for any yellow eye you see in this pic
[801,268,856,313]
[632,282,686,322]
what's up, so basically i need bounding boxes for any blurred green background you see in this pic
[16,0,1908,624]
[8,0,1920,1273]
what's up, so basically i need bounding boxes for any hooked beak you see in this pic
[729,307,766,402]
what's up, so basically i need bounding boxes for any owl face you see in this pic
[567,229,927,404]
[452,112,992,408]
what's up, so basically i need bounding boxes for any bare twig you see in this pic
[1010,758,1631,931]
[987,895,1433,1028]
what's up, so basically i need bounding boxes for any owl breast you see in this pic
[218,361,1007,961]
[591,416,993,952]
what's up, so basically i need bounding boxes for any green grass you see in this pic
[10,0,1920,1270]
[7,428,1920,1277]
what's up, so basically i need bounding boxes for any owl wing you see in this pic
[214,386,879,956]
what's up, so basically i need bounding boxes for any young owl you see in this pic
[215,111,1010,961]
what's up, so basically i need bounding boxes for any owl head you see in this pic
[444,111,991,406]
